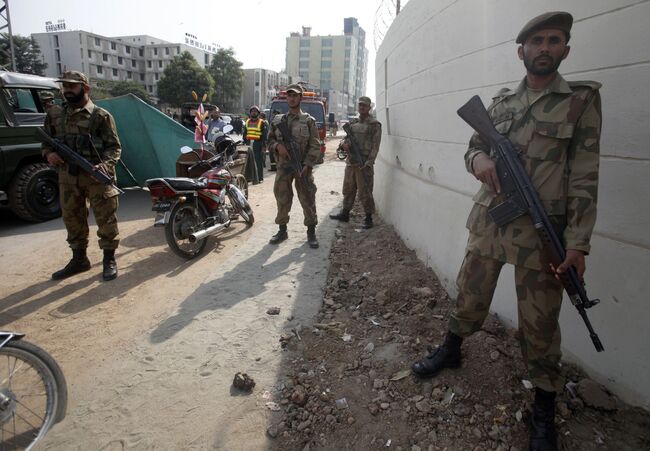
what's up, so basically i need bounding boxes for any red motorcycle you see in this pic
[145,131,254,259]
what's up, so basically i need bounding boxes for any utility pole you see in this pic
[0,0,17,71]
[396,0,401,16]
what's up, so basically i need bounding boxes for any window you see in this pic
[103,53,108,62]
[139,49,144,57]
[97,65,103,74]
[118,56,123,64]
[300,39,310,48]
[322,38,333,47]
[88,50,92,58]
[112,68,118,76]
[110,42,116,50]
[299,71,308,79]
[204,54,209,65]
[147,60,152,68]
[321,71,331,80]
[4,88,38,118]
[55,50,61,61]
[321,49,332,57]
[176,46,180,54]
[321,60,331,68]
[125,45,131,54]
[148,85,153,92]
[158,61,163,68]
[131,59,136,67]
[299,50,309,58]
[346,37,351,47]
[57,64,62,75]
[95,37,100,46]
[155,73,159,81]
[153,48,158,56]
[140,74,145,81]
[165,47,170,55]
[321,81,331,91]
[54,36,59,47]
[299,60,309,69]
[345,49,351,58]
[127,71,132,79]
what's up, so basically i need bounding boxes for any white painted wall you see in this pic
[374,0,650,408]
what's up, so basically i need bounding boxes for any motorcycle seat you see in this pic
[163,177,208,190]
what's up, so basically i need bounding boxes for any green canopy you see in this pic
[95,94,195,187]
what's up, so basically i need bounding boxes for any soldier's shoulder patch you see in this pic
[272,114,285,124]
[301,112,315,123]
[568,80,602,91]
[492,87,514,99]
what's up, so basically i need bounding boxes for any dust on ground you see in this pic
[269,205,650,451]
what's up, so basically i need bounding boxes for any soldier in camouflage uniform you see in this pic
[267,84,321,249]
[411,13,602,451]
[42,71,122,281]
[330,96,382,228]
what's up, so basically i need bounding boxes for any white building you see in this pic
[31,30,216,102]
[285,18,368,119]
[375,0,650,408]
[241,68,294,112]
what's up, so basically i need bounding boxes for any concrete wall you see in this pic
[374,0,650,408]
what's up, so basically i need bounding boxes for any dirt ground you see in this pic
[1,136,649,450]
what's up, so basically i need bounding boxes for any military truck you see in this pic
[0,71,62,221]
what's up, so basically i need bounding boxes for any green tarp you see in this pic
[95,94,195,187]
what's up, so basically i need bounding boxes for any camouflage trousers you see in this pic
[449,251,564,393]
[60,172,120,250]
[342,164,375,214]
[273,167,318,226]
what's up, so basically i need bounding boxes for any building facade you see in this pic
[31,30,215,102]
[241,68,293,112]
[285,17,368,119]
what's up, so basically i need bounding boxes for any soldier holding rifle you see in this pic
[411,12,602,451]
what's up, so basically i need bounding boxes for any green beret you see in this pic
[516,11,573,44]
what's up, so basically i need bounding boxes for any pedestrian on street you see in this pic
[410,12,602,451]
[329,96,382,229]
[42,71,123,281]
[206,107,227,143]
[267,84,321,249]
[243,106,268,183]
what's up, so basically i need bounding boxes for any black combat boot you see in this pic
[307,225,319,249]
[269,224,288,244]
[411,331,463,377]
[529,388,558,451]
[51,249,91,280]
[362,213,373,229]
[102,249,118,281]
[329,209,350,222]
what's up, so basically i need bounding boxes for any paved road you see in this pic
[0,142,346,450]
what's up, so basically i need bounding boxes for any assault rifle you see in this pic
[457,95,604,352]
[342,122,371,186]
[276,120,304,177]
[37,128,123,194]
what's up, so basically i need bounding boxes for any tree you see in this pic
[157,51,214,107]
[208,48,244,112]
[0,34,47,75]
[89,80,152,104]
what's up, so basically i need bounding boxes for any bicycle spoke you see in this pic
[14,398,46,424]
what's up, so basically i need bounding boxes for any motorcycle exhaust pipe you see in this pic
[189,219,231,243]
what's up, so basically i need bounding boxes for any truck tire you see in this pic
[8,163,61,222]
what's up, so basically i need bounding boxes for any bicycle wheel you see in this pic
[0,339,67,450]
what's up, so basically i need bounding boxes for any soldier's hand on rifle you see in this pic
[46,152,64,166]
[554,249,586,280]
[276,143,290,160]
[472,152,501,195]
[300,165,312,178]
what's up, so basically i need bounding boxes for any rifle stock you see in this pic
[456,96,604,352]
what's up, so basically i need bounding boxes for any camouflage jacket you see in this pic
[42,100,122,183]
[344,116,382,166]
[268,110,321,169]
[464,74,602,271]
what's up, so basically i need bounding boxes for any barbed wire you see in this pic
[373,0,410,51]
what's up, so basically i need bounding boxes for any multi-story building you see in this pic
[285,17,368,119]
[31,30,216,102]
[241,68,294,112]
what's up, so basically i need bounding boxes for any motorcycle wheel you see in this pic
[0,339,68,450]
[165,202,208,259]
[234,174,248,199]
[228,187,254,225]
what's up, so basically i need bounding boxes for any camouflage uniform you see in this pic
[450,74,602,392]
[268,110,321,226]
[341,116,382,214]
[42,101,122,250]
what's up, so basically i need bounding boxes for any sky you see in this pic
[9,0,392,98]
